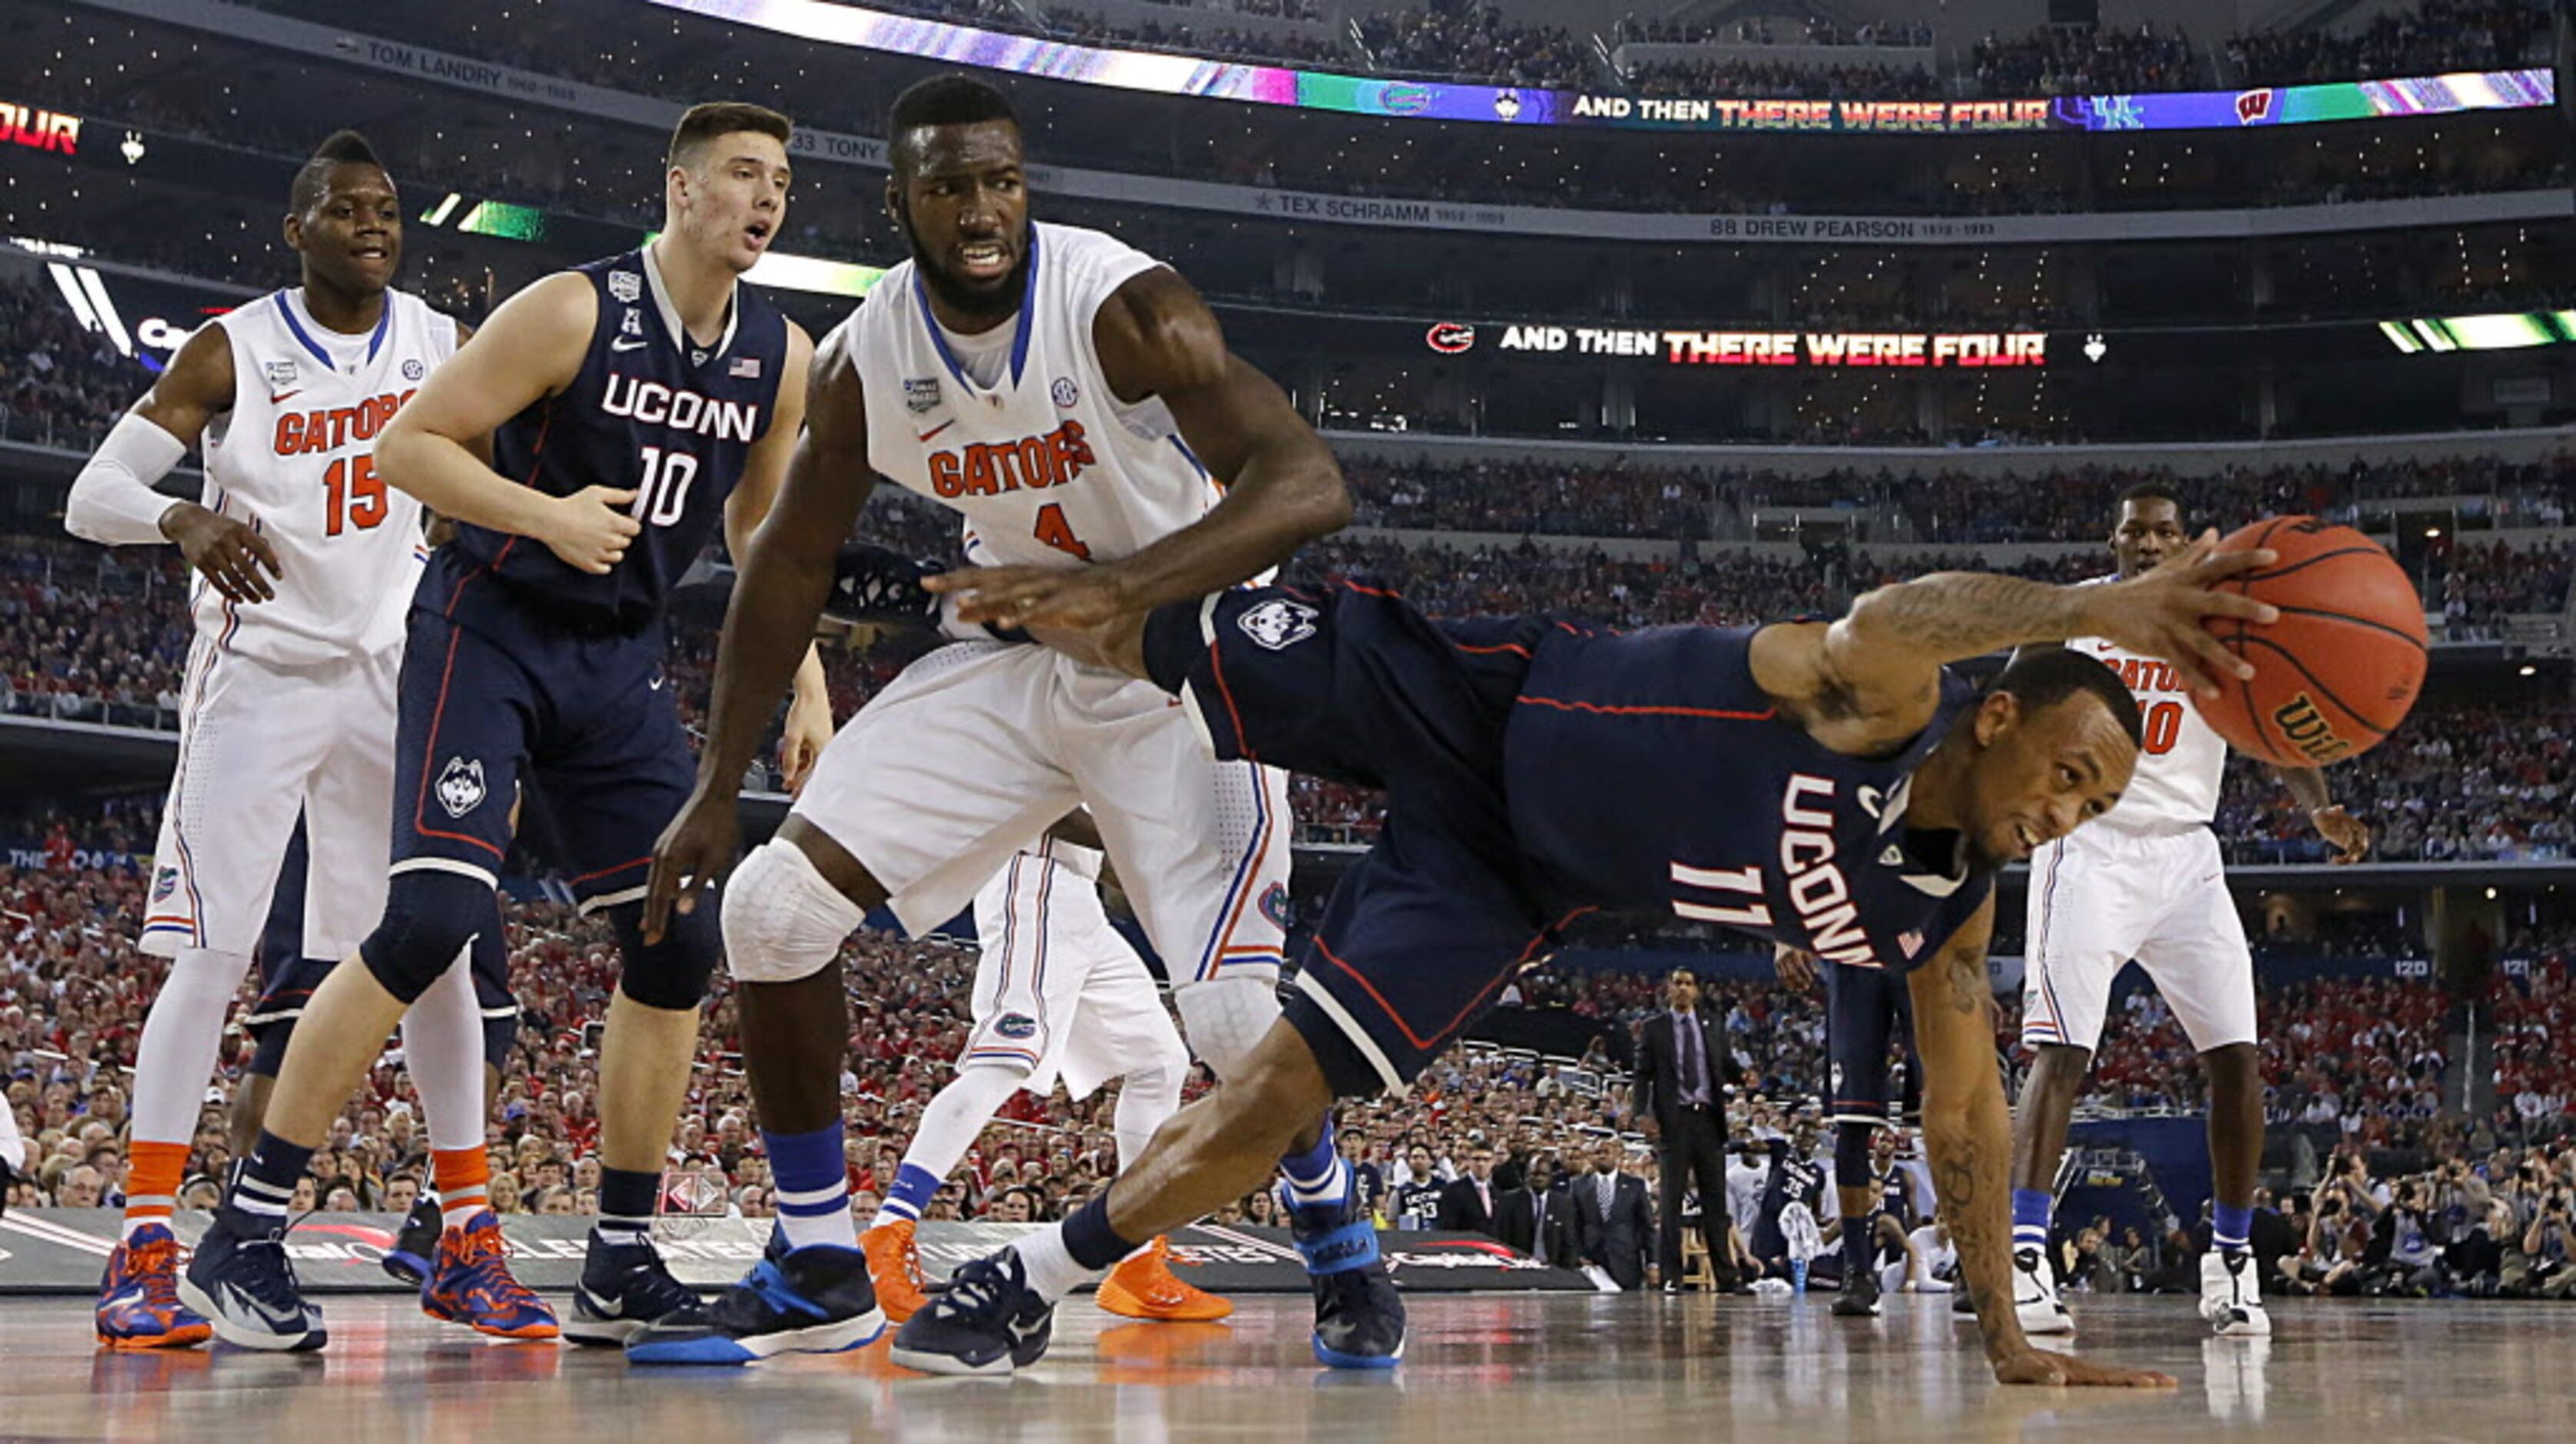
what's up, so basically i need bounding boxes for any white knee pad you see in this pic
[1173,973,1283,1083]
[721,840,866,984]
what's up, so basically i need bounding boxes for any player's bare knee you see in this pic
[362,869,494,1004]
[2026,1043,2093,1099]
[721,840,865,985]
[2202,1041,2261,1087]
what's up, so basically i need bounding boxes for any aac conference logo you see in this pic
[1424,321,1476,354]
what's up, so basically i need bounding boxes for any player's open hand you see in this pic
[2085,530,2278,700]
[544,486,642,575]
[161,501,281,603]
[1992,1346,2176,1389]
[644,785,739,946]
[925,563,1133,630]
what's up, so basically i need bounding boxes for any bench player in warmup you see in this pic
[62,131,496,1350]
[186,103,828,1351]
[2003,482,2370,1339]
[893,539,2287,1382]
[642,75,1353,1365]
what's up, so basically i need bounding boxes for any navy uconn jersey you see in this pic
[1503,624,1993,972]
[440,249,787,630]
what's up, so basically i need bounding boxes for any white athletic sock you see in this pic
[1011,1223,1097,1305]
[867,1062,1025,1232]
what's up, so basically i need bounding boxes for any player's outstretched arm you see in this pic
[65,321,282,602]
[2273,764,2371,862]
[646,325,877,941]
[1908,900,2173,1389]
[928,266,1350,628]
[721,321,830,794]
[1753,533,2279,754]
[375,272,635,573]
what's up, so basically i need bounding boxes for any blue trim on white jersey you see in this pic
[271,291,394,370]
[911,226,1043,394]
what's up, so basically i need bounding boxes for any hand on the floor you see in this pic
[1992,1346,2177,1388]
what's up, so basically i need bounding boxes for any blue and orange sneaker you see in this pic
[96,1224,213,1350]
[421,1211,560,1340]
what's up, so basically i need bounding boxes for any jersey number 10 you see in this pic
[632,445,700,527]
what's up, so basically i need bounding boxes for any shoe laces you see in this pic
[118,1235,185,1299]
[235,1231,304,1299]
[447,1220,527,1296]
[875,1226,926,1286]
[611,1240,700,1311]
[934,1256,1019,1323]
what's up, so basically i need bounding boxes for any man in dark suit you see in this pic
[1576,1136,1654,1290]
[1436,1143,1499,1236]
[1636,967,1742,1291]
[1495,1154,1579,1266]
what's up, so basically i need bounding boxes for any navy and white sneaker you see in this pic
[562,1236,710,1347]
[176,1216,327,1353]
[379,1196,441,1287]
[626,1244,885,1366]
[1280,1178,1406,1369]
[888,1249,1053,1376]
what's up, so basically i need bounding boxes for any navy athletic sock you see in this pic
[219,1131,312,1236]
[1843,1209,1877,1279]
[1061,1193,1144,1273]
[594,1166,661,1249]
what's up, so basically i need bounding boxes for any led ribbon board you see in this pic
[652,0,2554,134]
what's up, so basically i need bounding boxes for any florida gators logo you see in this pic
[995,1013,1039,1040]
[150,866,179,903]
[1258,882,1293,933]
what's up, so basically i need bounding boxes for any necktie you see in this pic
[1679,1013,1703,1102]
[1533,1194,1548,1261]
[1597,1173,1612,1219]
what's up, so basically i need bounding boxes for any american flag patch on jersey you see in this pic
[730,356,761,378]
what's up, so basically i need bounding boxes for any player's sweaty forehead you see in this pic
[898,121,1024,185]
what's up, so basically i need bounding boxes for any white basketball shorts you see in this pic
[791,640,1290,987]
[964,841,1185,1100]
[142,636,399,962]
[2020,823,2255,1055]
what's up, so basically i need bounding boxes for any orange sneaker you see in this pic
[1096,1236,1233,1323]
[860,1219,931,1324]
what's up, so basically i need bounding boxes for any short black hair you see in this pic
[2117,479,2184,513]
[1989,647,2145,747]
[667,101,793,172]
[887,72,1019,175]
[291,130,384,213]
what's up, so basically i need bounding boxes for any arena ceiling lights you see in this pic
[651,0,2554,135]
[2379,312,2576,354]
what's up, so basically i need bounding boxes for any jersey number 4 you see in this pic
[323,455,388,536]
[1033,502,1092,561]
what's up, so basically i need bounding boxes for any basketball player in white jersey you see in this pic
[62,131,501,1348]
[856,825,1225,1326]
[2004,481,2371,1339]
[640,74,1375,1369]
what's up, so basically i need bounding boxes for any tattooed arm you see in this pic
[1907,897,2174,1389]
[1748,534,2277,757]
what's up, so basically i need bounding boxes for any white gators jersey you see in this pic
[196,287,457,666]
[2069,584,2228,831]
[840,222,1226,570]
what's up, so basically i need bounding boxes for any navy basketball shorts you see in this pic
[388,599,694,914]
[1824,957,1919,1128]
[1141,583,1579,1097]
[248,813,519,1076]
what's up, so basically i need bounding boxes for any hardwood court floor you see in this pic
[10,1290,2573,1442]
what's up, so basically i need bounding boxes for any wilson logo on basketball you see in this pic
[927,420,1097,498]
[2271,693,2354,764]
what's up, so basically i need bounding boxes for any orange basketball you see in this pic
[2198,517,2427,767]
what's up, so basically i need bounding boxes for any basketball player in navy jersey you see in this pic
[897,543,2285,1383]
[188,102,832,1352]
[1771,941,1925,1316]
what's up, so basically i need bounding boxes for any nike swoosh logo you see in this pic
[612,338,648,353]
[917,419,954,442]
[220,1282,307,1330]
[270,390,301,404]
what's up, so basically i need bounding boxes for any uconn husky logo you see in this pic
[1238,598,1318,651]
[438,757,488,818]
